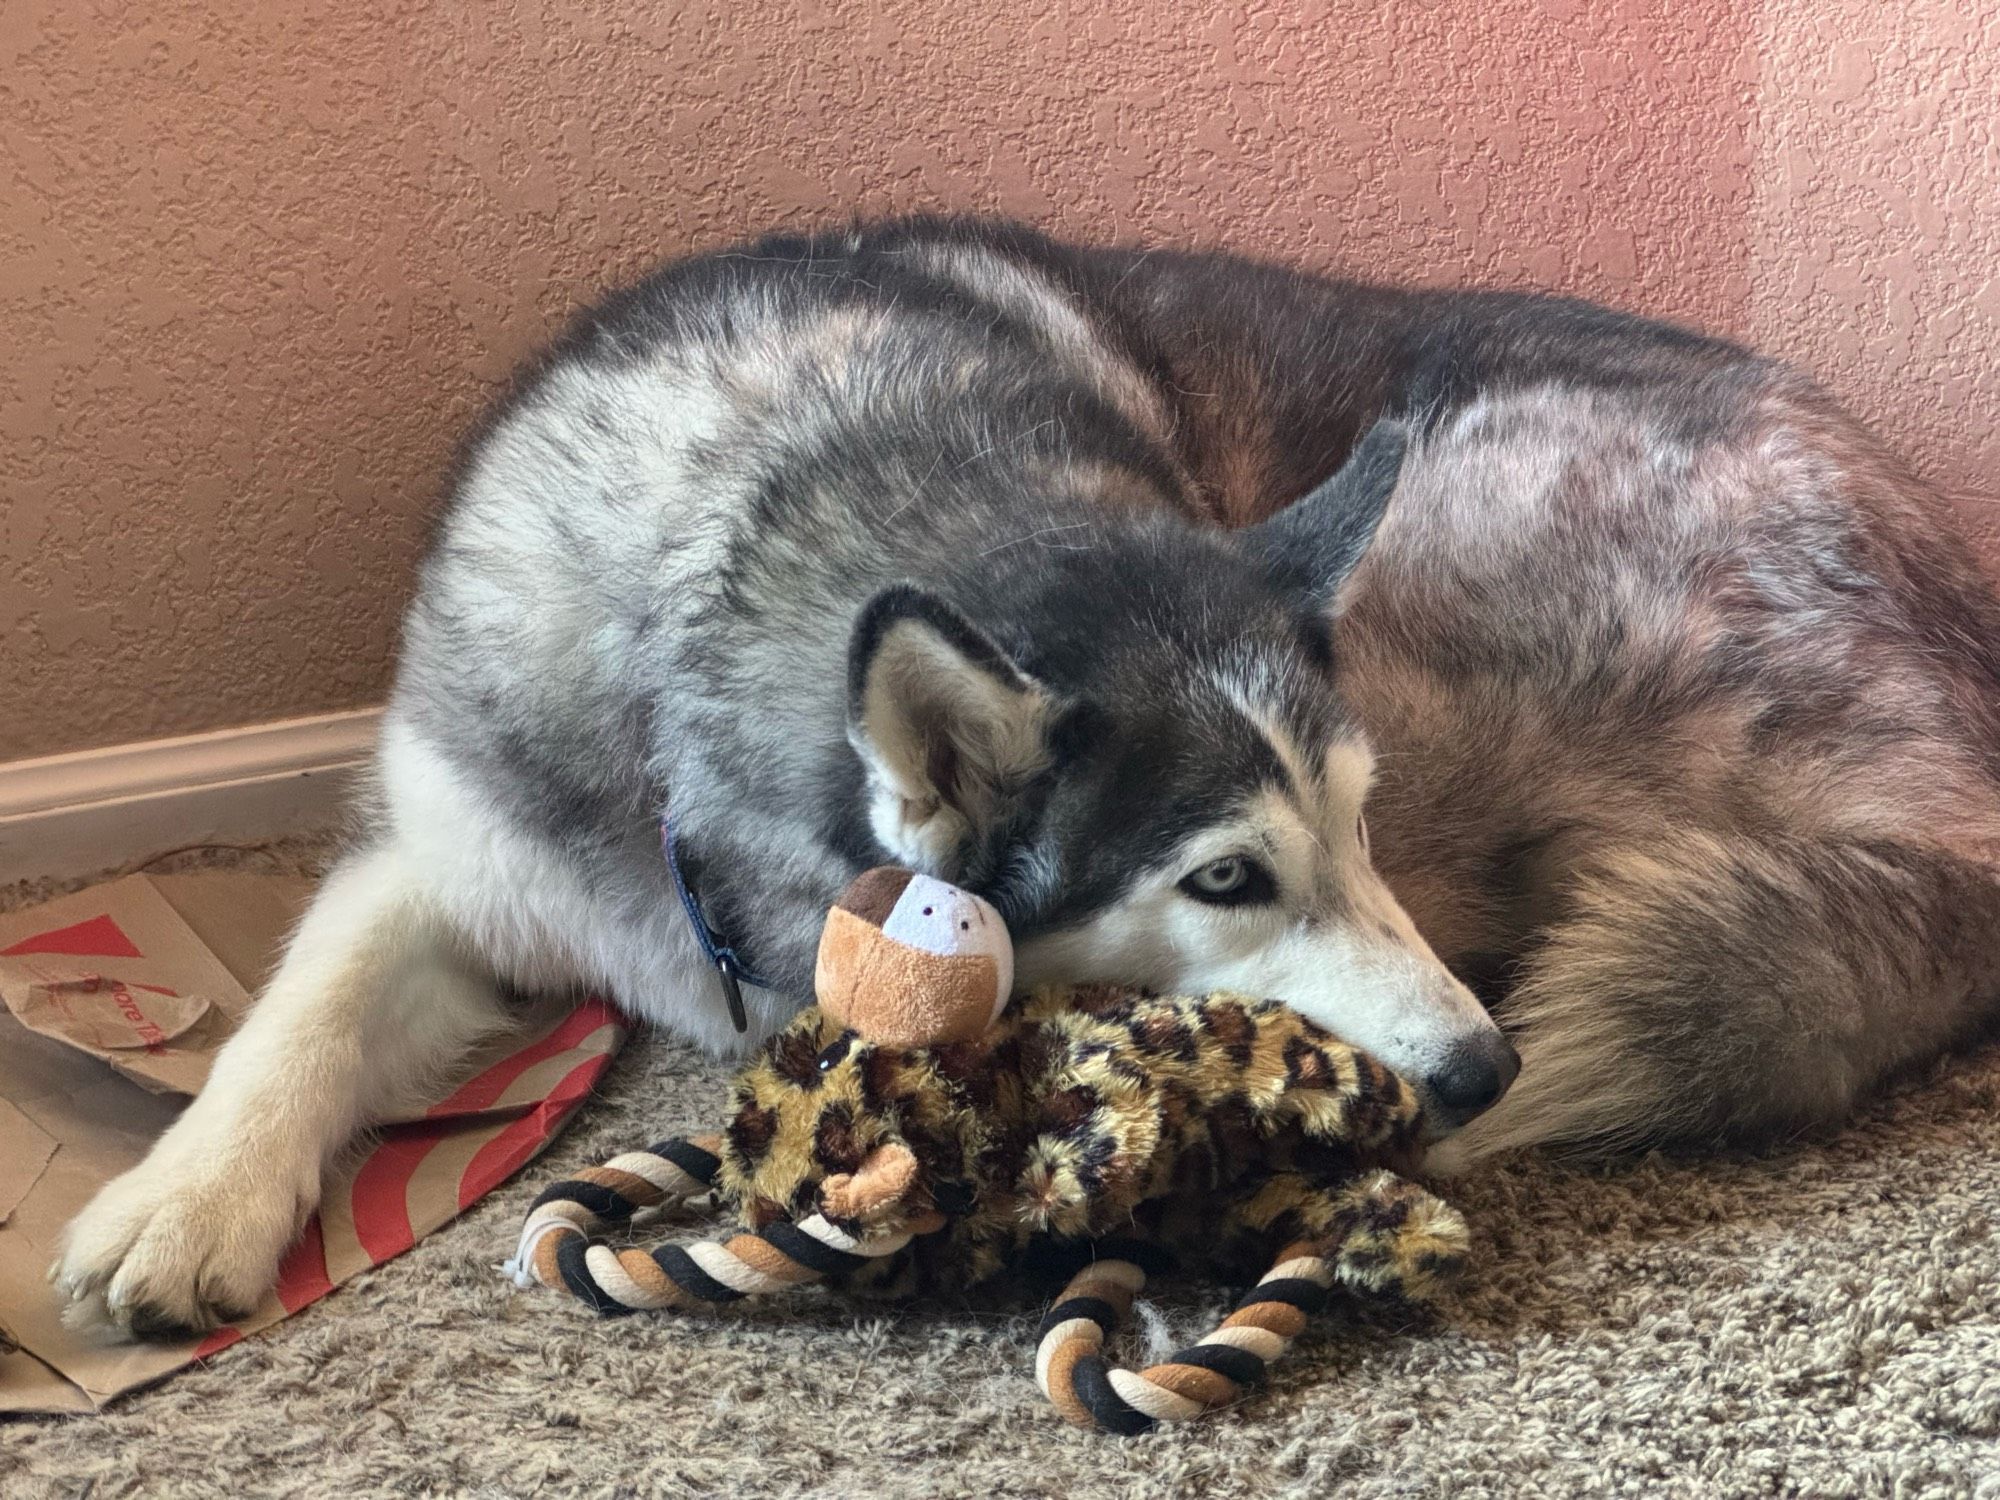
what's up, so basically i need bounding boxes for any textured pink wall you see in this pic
[1748,0,2000,563]
[4,1,1989,763]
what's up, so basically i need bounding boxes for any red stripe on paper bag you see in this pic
[348,999,622,1260]
[456,1053,610,1210]
[347,1130,440,1263]
[424,996,622,1118]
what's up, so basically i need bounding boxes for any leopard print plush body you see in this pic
[719,984,1462,1299]
[514,983,1469,1431]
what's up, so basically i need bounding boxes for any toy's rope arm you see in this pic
[1035,1169,1469,1434]
[504,1134,726,1291]
[506,1136,933,1314]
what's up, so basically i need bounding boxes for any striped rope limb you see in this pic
[505,1134,725,1292]
[505,1134,918,1315]
[1035,1240,1336,1434]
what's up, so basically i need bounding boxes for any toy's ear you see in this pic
[1246,416,1406,612]
[847,584,1062,877]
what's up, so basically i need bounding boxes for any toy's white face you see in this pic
[881,873,1014,1023]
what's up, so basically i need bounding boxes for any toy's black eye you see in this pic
[959,920,969,930]
[1178,856,1277,907]
[817,1035,854,1072]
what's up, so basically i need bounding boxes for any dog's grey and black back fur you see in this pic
[56,215,2000,1336]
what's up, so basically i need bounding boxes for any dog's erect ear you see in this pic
[847,584,1060,875]
[1249,416,1407,609]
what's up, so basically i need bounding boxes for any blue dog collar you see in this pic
[661,818,780,1034]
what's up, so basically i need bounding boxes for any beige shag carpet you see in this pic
[4,837,1998,1499]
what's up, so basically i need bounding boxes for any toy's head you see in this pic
[813,867,1013,1047]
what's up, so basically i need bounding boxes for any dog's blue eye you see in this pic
[1179,856,1276,906]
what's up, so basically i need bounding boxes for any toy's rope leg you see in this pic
[1034,1256,1149,1432]
[508,1133,926,1316]
[505,1134,725,1290]
[1036,1169,1467,1432]
[1035,1241,1336,1434]
[535,1206,922,1316]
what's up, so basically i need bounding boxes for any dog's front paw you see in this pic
[52,1155,311,1338]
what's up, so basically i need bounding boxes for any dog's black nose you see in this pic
[1430,1033,1521,1124]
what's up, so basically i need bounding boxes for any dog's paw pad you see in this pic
[55,1163,298,1340]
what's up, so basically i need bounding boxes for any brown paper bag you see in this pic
[0,873,627,1414]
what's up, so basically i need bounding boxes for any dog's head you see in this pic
[845,419,1517,1133]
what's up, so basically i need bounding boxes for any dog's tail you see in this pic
[1432,827,2000,1167]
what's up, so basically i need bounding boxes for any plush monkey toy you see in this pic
[510,867,1467,1434]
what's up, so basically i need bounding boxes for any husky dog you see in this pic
[58,218,2000,1335]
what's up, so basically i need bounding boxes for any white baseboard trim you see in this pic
[0,708,382,887]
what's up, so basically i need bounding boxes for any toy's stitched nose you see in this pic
[1429,1033,1521,1126]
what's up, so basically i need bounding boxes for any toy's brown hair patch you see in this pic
[836,867,915,925]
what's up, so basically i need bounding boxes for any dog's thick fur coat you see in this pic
[56,217,2000,1334]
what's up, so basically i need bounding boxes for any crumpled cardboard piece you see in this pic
[0,876,264,1097]
[0,873,627,1415]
